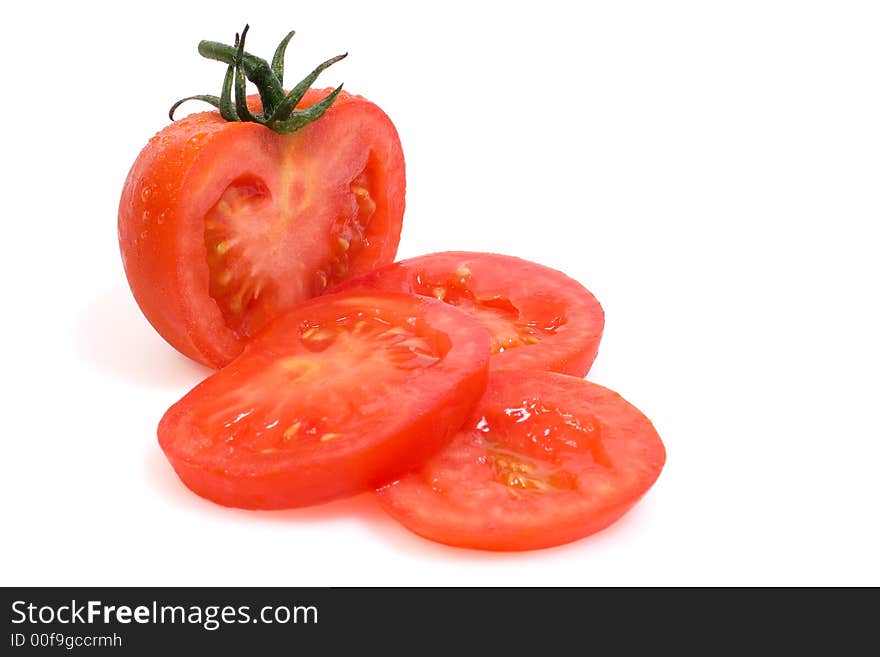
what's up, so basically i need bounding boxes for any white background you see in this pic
[2,1,878,586]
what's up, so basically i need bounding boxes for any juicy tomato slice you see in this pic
[377,370,665,551]
[119,89,405,368]
[332,251,604,376]
[158,291,490,509]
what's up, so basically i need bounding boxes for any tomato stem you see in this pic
[233,27,264,123]
[271,30,296,85]
[169,25,346,134]
[218,36,238,122]
[265,54,348,127]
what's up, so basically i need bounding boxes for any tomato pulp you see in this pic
[377,370,665,551]
[119,90,405,368]
[158,291,490,509]
[333,252,604,375]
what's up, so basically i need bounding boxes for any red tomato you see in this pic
[377,370,665,551]
[332,252,604,376]
[158,291,490,509]
[119,88,405,368]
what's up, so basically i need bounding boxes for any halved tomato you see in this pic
[332,252,604,376]
[158,291,490,509]
[377,370,665,551]
[119,88,405,368]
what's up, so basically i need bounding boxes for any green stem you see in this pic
[198,39,285,112]
[272,30,296,86]
[170,26,346,135]
[266,53,347,124]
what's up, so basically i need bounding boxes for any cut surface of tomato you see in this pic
[332,252,604,376]
[119,89,405,368]
[158,291,490,509]
[377,370,665,551]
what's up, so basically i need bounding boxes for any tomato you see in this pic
[377,370,665,551]
[158,291,490,509]
[332,252,604,376]
[119,34,405,368]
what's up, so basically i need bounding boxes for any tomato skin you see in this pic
[332,251,604,376]
[158,291,490,509]
[377,370,665,551]
[119,89,405,368]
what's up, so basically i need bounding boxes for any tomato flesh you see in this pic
[119,89,405,367]
[377,370,666,551]
[202,158,381,338]
[158,291,490,509]
[332,252,604,376]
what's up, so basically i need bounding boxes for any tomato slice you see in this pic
[119,89,405,368]
[158,291,490,509]
[332,252,604,376]
[377,370,665,551]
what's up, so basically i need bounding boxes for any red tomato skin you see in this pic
[158,292,490,509]
[377,370,665,551]
[119,90,405,368]
[332,251,604,376]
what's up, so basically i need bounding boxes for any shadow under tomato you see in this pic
[76,285,211,389]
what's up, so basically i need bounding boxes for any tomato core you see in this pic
[412,266,567,355]
[332,252,602,376]
[426,398,610,499]
[186,308,452,455]
[202,156,383,339]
